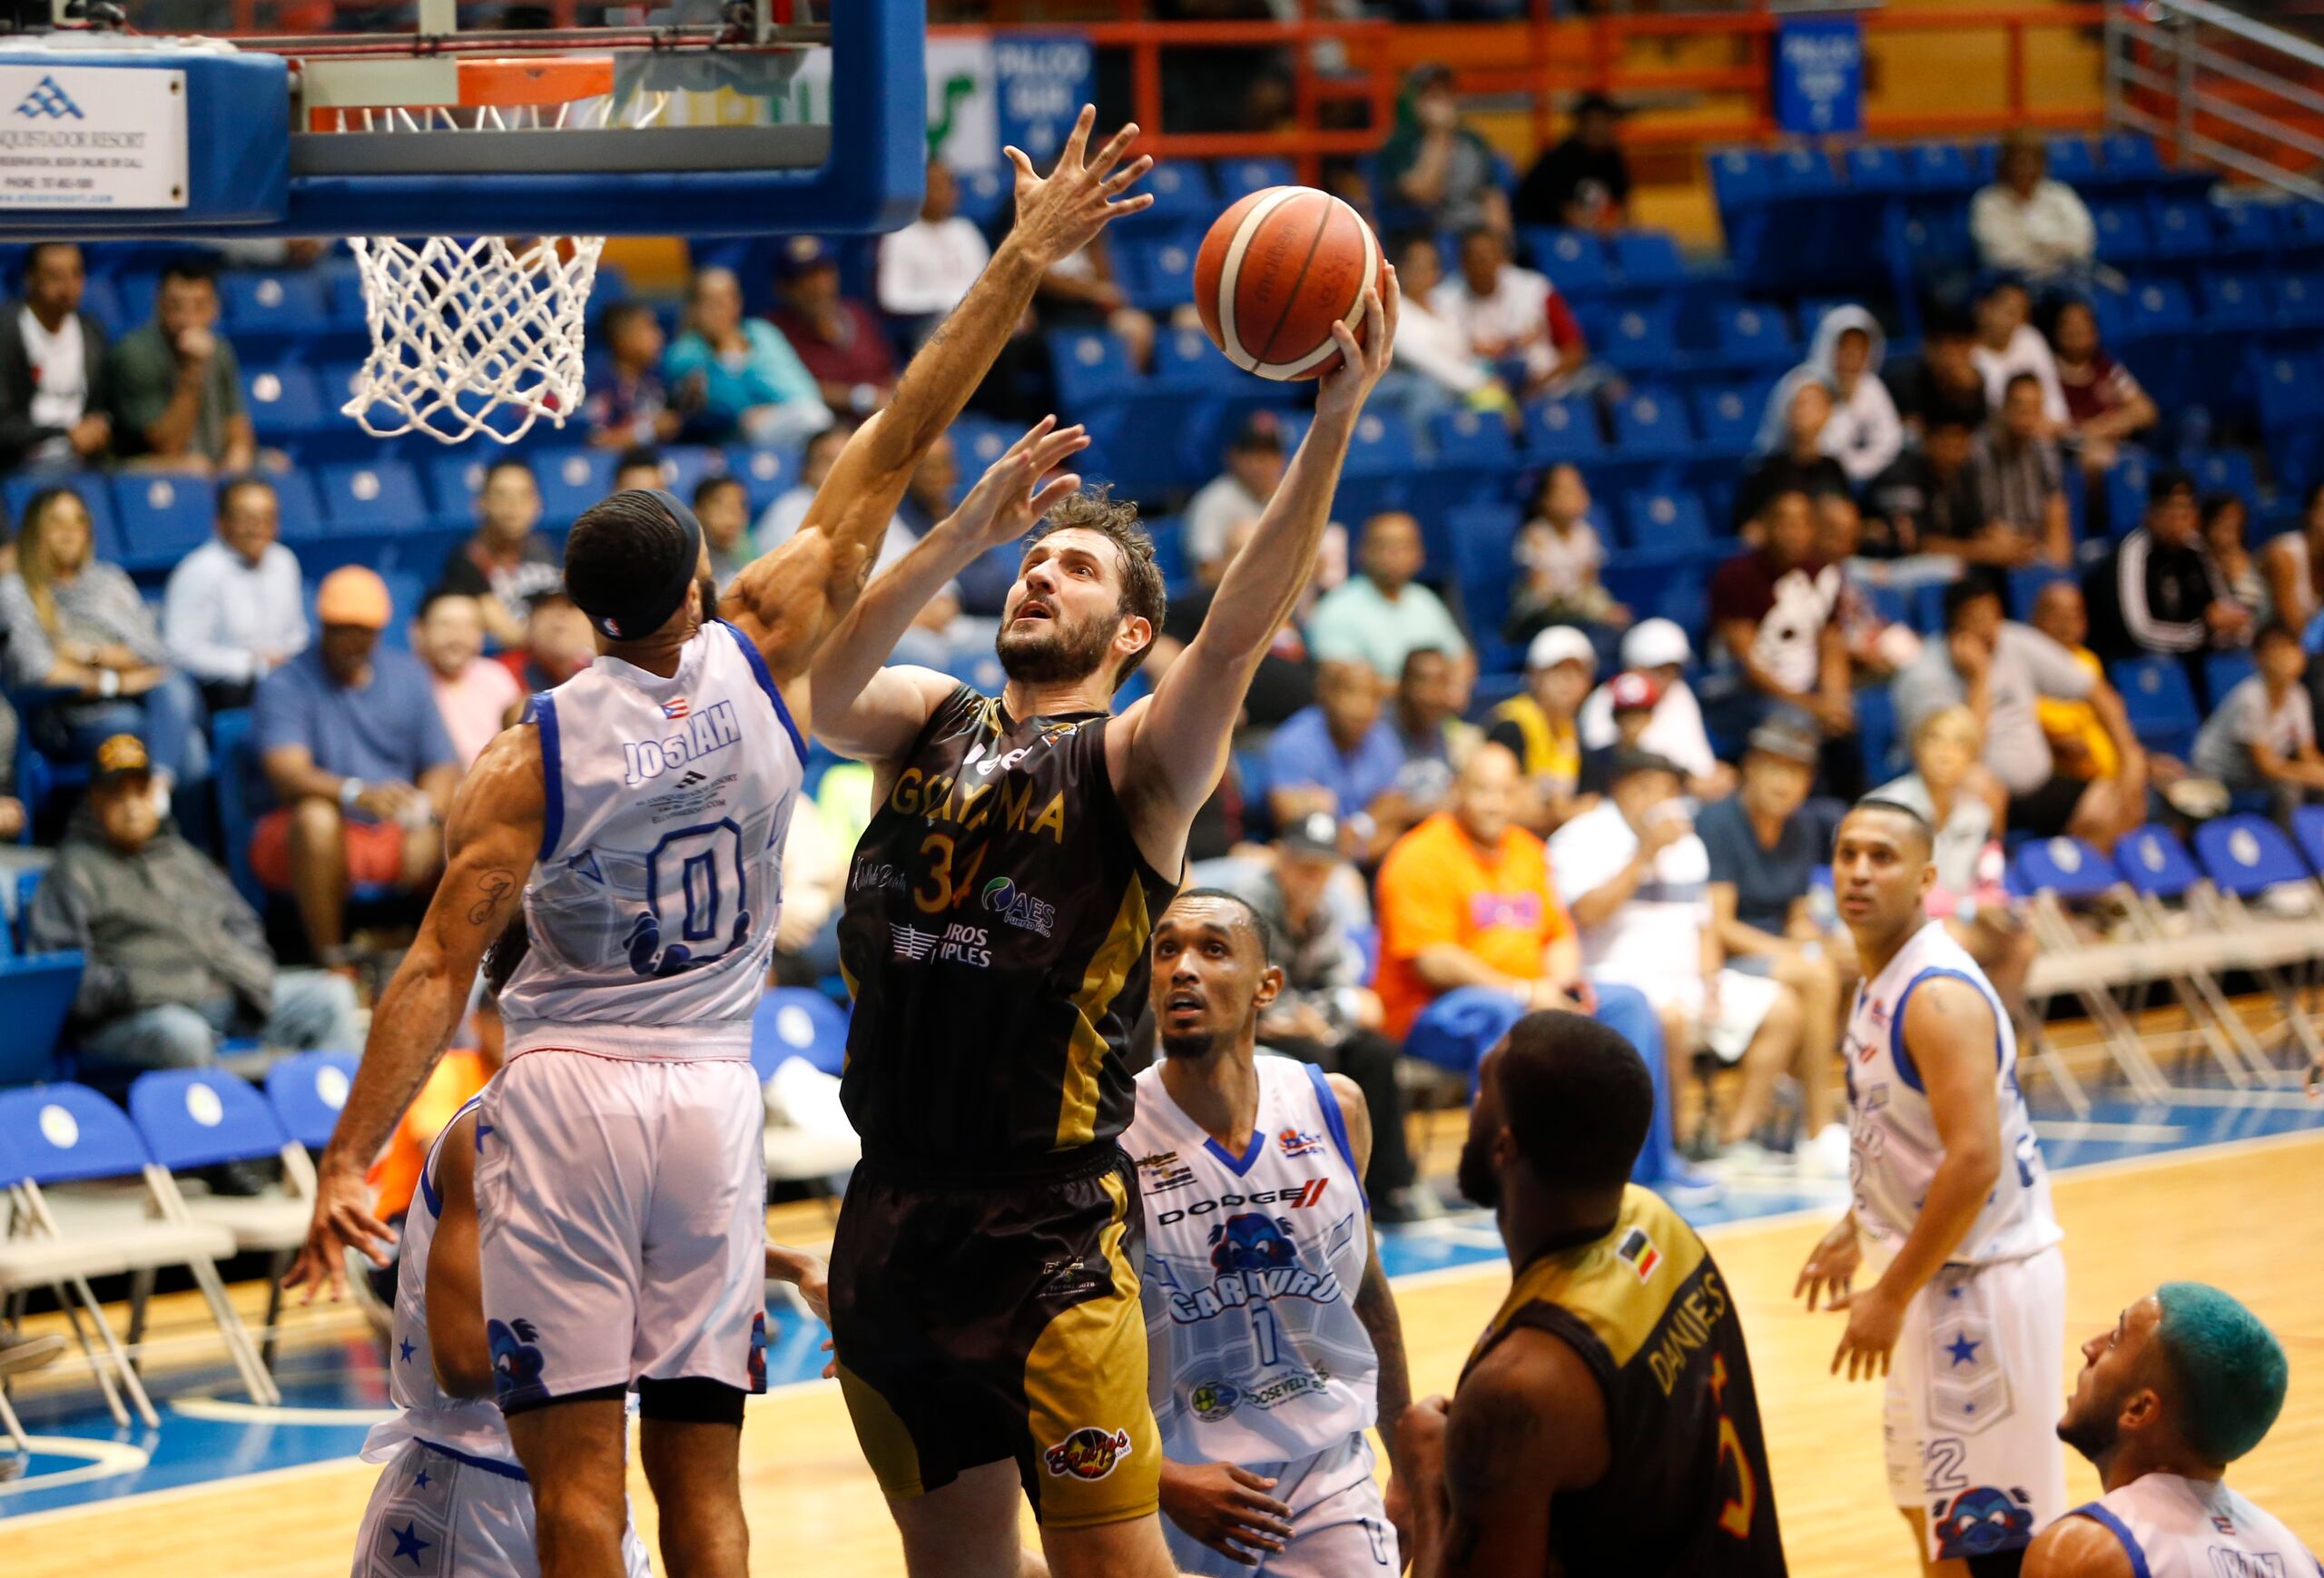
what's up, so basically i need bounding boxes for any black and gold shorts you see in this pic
[828,1144,1160,1530]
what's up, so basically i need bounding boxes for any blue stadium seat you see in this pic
[951,166,1009,231]
[1767,144,1838,196]
[2213,202,2277,257]
[111,472,216,573]
[4,474,120,561]
[2147,197,2215,260]
[2191,813,2313,897]
[2281,201,2324,256]
[2206,649,2258,704]
[533,449,613,531]
[241,365,328,440]
[1430,407,1517,474]
[723,443,802,513]
[950,415,1018,483]
[2189,449,2260,514]
[1620,488,1712,559]
[0,954,82,1088]
[1121,234,1196,313]
[1691,385,1761,456]
[943,647,1007,695]
[128,1068,297,1173]
[425,454,487,533]
[2274,273,2324,330]
[1521,228,1609,294]
[2124,278,2195,337]
[1843,144,1907,193]
[1596,301,1679,373]
[1403,986,1525,1076]
[1143,513,1188,587]
[655,446,723,501]
[1216,157,1295,203]
[268,467,326,545]
[265,1049,359,1151]
[2293,805,2324,879]
[1609,230,1687,287]
[1713,302,1796,365]
[2011,835,2120,902]
[2089,202,2152,265]
[2100,133,2162,177]
[1150,323,1242,392]
[1855,682,1899,779]
[1906,142,1977,192]
[1120,159,1214,232]
[317,460,428,537]
[2114,823,2203,901]
[1046,328,1138,412]
[2044,137,2098,183]
[2251,349,2324,432]
[750,987,850,1080]
[1520,396,1604,464]
[1340,408,1420,478]
[2201,273,2270,331]
[2109,655,2201,753]
[219,271,329,343]
[1708,148,1771,210]
[78,275,123,337]
[1608,386,1693,459]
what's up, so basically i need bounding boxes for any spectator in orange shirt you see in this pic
[1375,741,1708,1198]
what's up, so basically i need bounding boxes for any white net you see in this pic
[343,233,604,445]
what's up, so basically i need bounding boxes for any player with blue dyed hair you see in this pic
[2024,1282,2314,1578]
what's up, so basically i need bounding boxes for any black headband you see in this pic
[576,488,704,642]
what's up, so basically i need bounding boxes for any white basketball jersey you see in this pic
[1128,1055,1377,1465]
[501,620,803,1060]
[2073,1474,2318,1578]
[362,1099,516,1471]
[1843,920,2062,1266]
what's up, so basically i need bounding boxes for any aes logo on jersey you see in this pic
[1044,1425,1134,1481]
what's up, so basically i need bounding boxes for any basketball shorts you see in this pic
[830,1145,1162,1530]
[1883,1246,2068,1564]
[1163,1434,1398,1578]
[352,1436,651,1578]
[474,1050,768,1412]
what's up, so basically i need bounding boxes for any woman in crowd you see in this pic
[1758,304,1902,487]
[663,266,832,447]
[2203,492,2270,629]
[2043,295,2157,474]
[0,486,207,800]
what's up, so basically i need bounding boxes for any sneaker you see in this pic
[0,1328,64,1378]
[1798,1123,1852,1179]
[1654,1158,1724,1211]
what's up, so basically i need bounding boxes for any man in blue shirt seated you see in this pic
[251,567,461,965]
[1264,658,1406,861]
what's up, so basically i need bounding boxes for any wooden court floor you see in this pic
[12,1128,2322,1578]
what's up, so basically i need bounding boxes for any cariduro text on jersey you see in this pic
[620,700,743,787]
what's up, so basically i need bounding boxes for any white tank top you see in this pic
[2071,1474,2317,1578]
[361,1099,517,1470]
[1128,1055,1378,1465]
[500,620,803,1060]
[1843,920,2062,1266]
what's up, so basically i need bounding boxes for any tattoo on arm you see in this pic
[1443,1383,1541,1566]
[466,868,519,928]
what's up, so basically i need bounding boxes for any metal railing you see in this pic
[2107,0,2324,201]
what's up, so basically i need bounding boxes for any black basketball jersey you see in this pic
[1461,1186,1787,1577]
[836,685,1177,1176]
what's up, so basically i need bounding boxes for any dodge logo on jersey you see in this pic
[1043,1425,1134,1481]
[622,699,743,786]
[1152,1179,1327,1227]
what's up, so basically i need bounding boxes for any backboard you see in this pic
[0,0,924,239]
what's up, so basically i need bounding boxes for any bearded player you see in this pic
[286,106,1157,1578]
[1796,799,2066,1578]
[805,259,1397,1573]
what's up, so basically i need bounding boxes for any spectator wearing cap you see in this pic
[412,590,522,771]
[1708,488,1853,761]
[1507,462,1626,646]
[252,567,461,964]
[1186,414,1288,587]
[1378,64,1511,237]
[1306,511,1473,689]
[162,475,309,715]
[1969,372,2073,567]
[498,587,596,695]
[0,242,109,469]
[1206,809,1428,1219]
[436,458,562,651]
[2192,621,2324,825]
[27,733,360,1076]
[1576,670,1661,797]
[1512,94,1631,232]
[1551,749,1820,1177]
[103,256,255,474]
[1430,224,1589,397]
[1,484,208,799]
[769,235,899,420]
[1970,129,2097,284]
[1486,625,1595,832]
[1578,617,1731,800]
[1695,715,1846,1170]
[1265,659,1405,859]
[1894,577,2145,846]
[694,474,757,592]
[585,301,684,451]
[2084,470,2250,700]
[665,264,832,447]
[878,160,993,353]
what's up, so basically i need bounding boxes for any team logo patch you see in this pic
[1278,1127,1324,1158]
[1615,1226,1660,1281]
[1043,1425,1134,1481]
[1209,1213,1300,1273]
[2211,1513,2237,1535]
[661,697,691,719]
[1133,1149,1199,1194]
[1188,1380,1241,1423]
[486,1317,547,1407]
[1929,1486,2034,1560]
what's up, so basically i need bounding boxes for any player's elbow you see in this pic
[432,1344,494,1400]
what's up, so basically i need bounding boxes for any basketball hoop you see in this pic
[324,57,663,445]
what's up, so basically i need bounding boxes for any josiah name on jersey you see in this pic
[621,698,743,787]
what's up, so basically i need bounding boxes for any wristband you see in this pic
[340,777,364,809]
[96,669,119,698]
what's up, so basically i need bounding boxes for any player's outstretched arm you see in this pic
[424,1107,493,1398]
[808,417,1091,763]
[1831,977,2003,1381]
[283,727,545,1303]
[722,105,1153,692]
[1115,272,1399,827]
[1406,1329,1606,1578]
[2022,1514,2136,1578]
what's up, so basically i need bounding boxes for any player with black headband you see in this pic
[285,104,1157,1578]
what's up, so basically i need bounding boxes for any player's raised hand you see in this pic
[1314,264,1401,426]
[942,414,1090,552]
[284,1166,396,1304]
[1005,105,1156,268]
[1794,1211,1861,1313]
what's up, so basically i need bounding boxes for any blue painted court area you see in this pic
[6,1091,2321,1520]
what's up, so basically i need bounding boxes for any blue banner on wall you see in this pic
[1774,15,1865,136]
[994,35,1095,164]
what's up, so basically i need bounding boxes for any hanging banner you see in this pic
[1774,15,1865,137]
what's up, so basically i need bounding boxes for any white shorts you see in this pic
[1883,1246,2069,1564]
[1164,1434,1398,1578]
[352,1436,651,1578]
[1611,967,1785,1065]
[476,1050,767,1409]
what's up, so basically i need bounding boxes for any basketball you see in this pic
[1194,185,1386,381]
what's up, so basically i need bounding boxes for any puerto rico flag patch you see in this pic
[660,697,691,720]
[1615,1226,1660,1281]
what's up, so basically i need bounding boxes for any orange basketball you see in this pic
[1194,186,1386,381]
